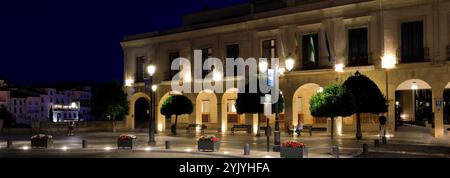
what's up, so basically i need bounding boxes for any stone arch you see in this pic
[292,83,322,127]
[157,91,182,132]
[195,90,218,126]
[127,92,151,130]
[221,88,239,133]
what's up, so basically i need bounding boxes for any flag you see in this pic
[325,32,335,63]
[308,36,316,63]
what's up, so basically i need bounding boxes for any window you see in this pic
[168,52,180,80]
[135,56,146,82]
[302,34,319,69]
[401,21,424,63]
[41,98,44,103]
[201,48,213,78]
[14,100,16,105]
[226,44,240,76]
[348,28,369,66]
[201,100,211,123]
[261,39,277,62]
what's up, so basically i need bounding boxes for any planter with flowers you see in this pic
[31,134,53,149]
[280,141,305,158]
[198,135,221,152]
[117,134,137,149]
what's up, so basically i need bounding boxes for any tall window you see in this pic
[135,56,146,82]
[302,34,319,69]
[226,44,240,76]
[168,52,180,80]
[348,28,369,66]
[401,21,424,63]
[201,48,213,78]
[262,39,277,59]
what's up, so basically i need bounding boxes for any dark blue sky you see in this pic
[0,0,247,85]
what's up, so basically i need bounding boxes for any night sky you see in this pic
[0,0,248,86]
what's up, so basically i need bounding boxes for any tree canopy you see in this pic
[343,71,388,114]
[235,83,285,115]
[160,95,193,117]
[0,106,14,127]
[310,84,356,118]
[91,81,129,120]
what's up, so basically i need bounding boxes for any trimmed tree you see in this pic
[160,95,193,135]
[91,81,129,132]
[343,71,388,140]
[0,106,14,128]
[235,83,285,136]
[310,84,356,141]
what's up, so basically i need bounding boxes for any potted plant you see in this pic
[31,134,53,149]
[280,141,305,158]
[198,135,220,152]
[117,134,137,149]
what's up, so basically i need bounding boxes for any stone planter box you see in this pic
[198,140,220,152]
[280,147,304,158]
[117,138,136,149]
[31,138,53,149]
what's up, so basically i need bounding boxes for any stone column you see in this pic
[433,88,444,138]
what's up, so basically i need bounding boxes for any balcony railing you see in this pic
[396,47,430,63]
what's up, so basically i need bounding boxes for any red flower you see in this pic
[282,141,305,148]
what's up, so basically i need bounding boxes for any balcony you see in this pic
[348,52,373,67]
[396,47,430,64]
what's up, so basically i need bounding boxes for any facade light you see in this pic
[411,82,418,90]
[285,55,295,71]
[334,64,345,73]
[125,78,134,87]
[381,54,397,69]
[151,85,158,92]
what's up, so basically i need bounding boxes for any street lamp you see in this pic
[147,64,156,146]
[272,54,296,152]
[381,54,396,131]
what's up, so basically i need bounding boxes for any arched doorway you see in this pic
[444,83,450,130]
[395,79,433,130]
[292,83,324,128]
[221,88,239,133]
[134,98,150,129]
[196,90,218,129]
[157,91,182,132]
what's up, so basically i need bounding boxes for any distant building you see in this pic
[0,80,93,125]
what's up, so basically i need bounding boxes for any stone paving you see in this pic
[0,125,449,158]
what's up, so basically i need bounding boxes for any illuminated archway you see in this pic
[157,91,182,132]
[292,83,322,127]
[127,92,151,130]
[195,90,218,127]
[395,79,432,124]
[221,88,239,133]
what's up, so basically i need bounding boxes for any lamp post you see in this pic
[151,84,158,134]
[147,64,156,146]
[381,55,396,131]
[273,54,295,152]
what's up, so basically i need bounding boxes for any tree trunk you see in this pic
[356,112,362,140]
[256,113,261,137]
[330,116,335,142]
[112,116,116,133]
[173,115,178,135]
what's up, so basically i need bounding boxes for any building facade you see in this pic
[122,0,450,138]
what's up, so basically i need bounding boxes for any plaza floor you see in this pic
[0,125,449,158]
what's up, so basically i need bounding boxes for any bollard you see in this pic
[363,143,369,155]
[382,137,387,144]
[6,140,13,149]
[302,147,309,158]
[244,144,250,156]
[332,146,339,158]
[165,140,171,150]
[374,139,380,147]
[82,140,87,149]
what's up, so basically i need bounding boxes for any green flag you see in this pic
[308,36,316,63]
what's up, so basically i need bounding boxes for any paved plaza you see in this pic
[0,125,449,158]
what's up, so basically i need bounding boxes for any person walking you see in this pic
[379,115,387,138]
